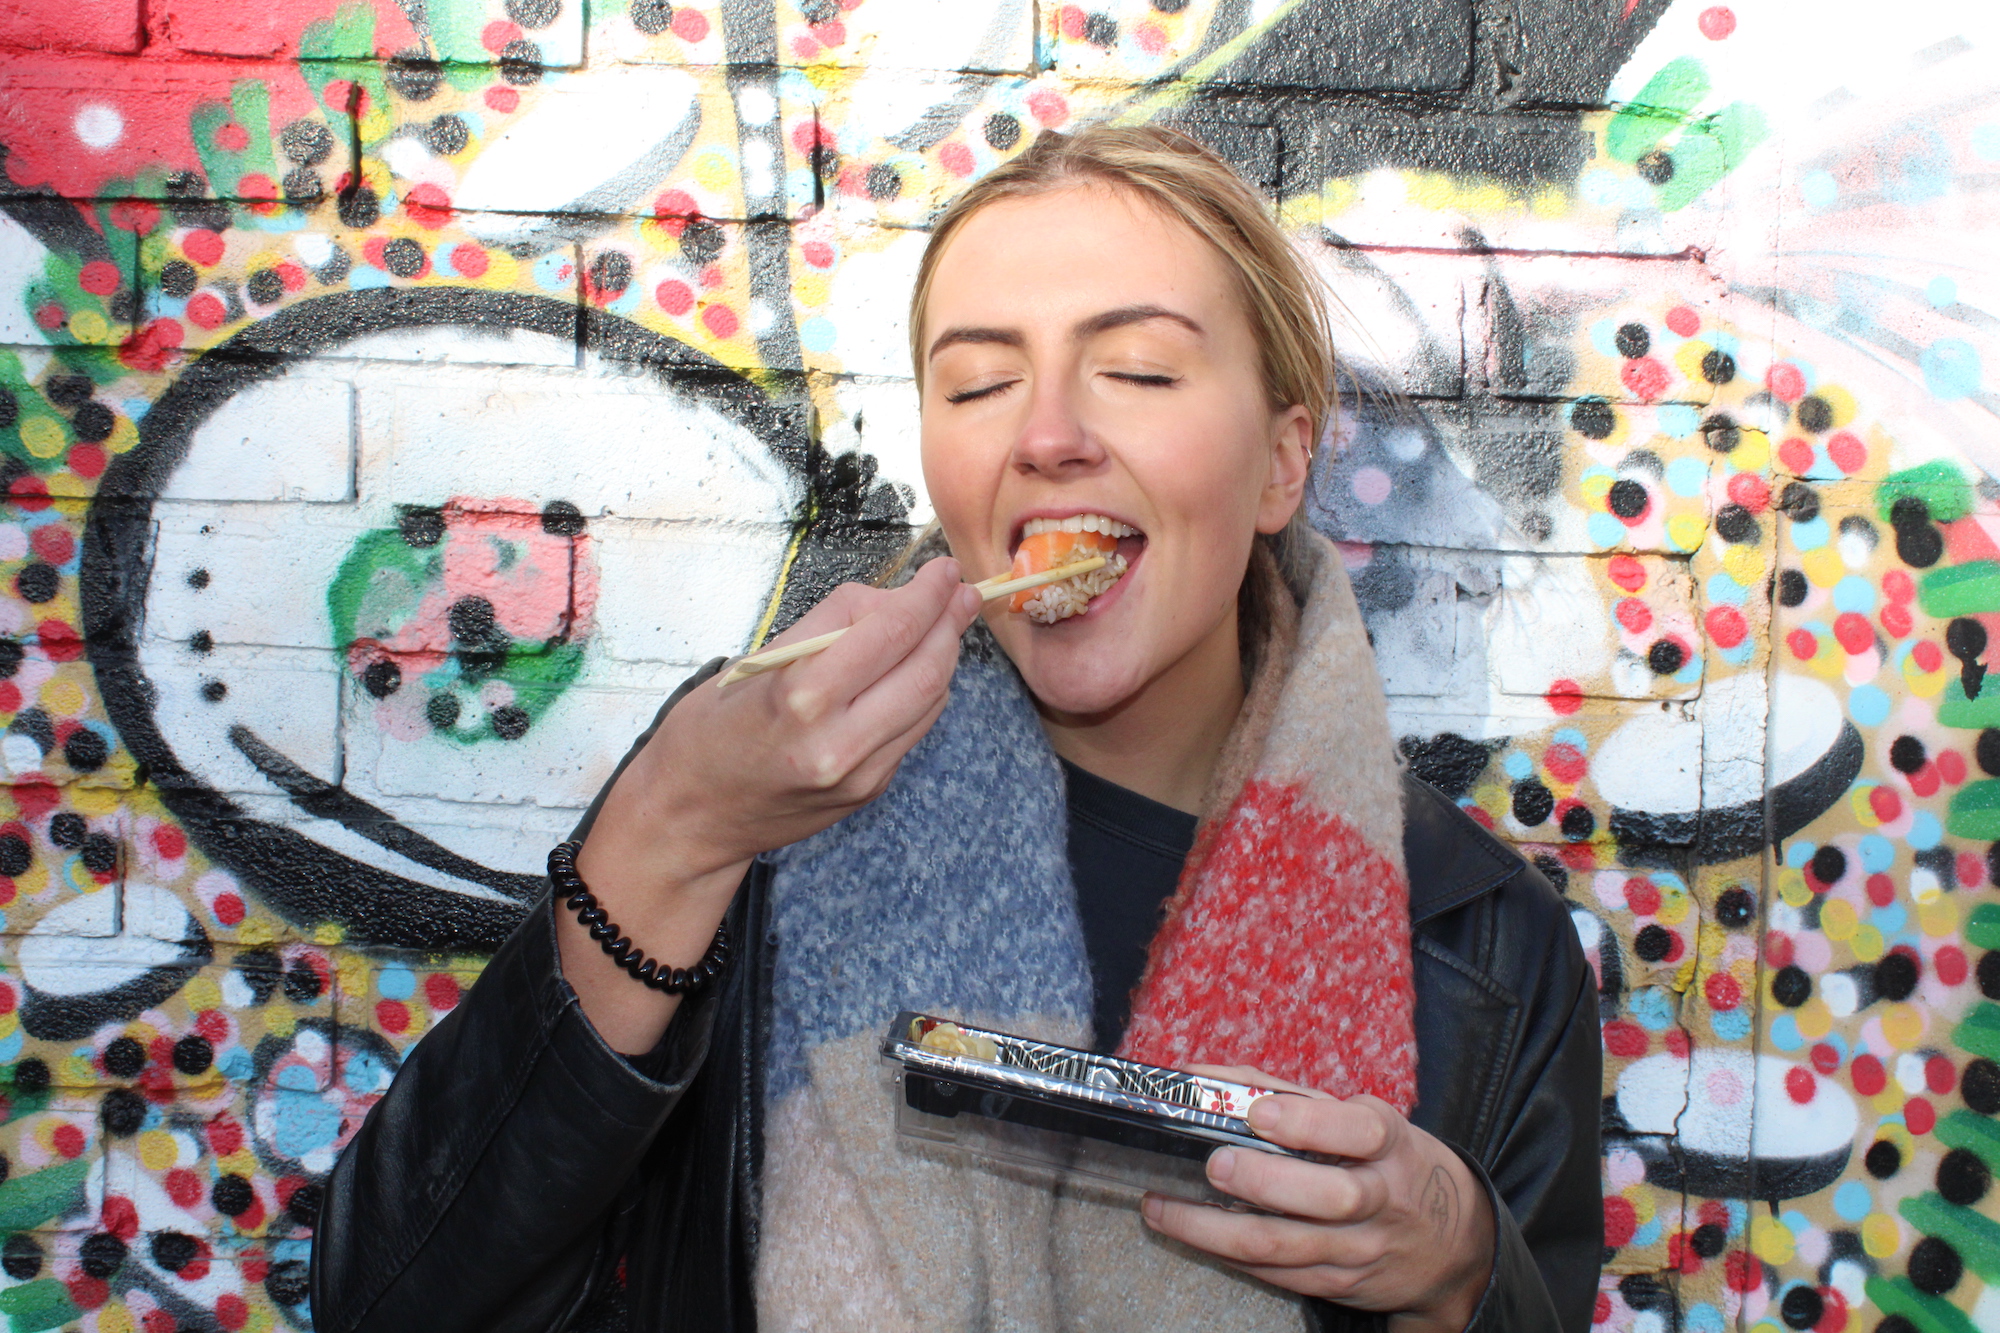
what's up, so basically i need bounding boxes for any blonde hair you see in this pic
[908,124,1335,442]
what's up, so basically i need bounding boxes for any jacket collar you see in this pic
[1401,774,1523,925]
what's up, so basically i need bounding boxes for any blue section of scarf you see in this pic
[760,650,1093,1105]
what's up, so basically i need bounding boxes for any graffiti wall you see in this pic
[0,0,1996,1327]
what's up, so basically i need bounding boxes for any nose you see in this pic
[1009,374,1106,478]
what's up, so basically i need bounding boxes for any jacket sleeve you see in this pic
[310,661,728,1333]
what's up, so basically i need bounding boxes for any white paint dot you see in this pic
[1821,971,1858,1017]
[735,86,776,125]
[1350,465,1392,505]
[74,103,124,150]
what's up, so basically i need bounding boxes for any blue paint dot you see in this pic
[272,1088,343,1161]
[1654,871,1687,894]
[1832,576,1877,615]
[1928,276,1959,309]
[1686,1303,1726,1333]
[1923,339,1981,400]
[377,966,416,1001]
[1631,988,1677,1032]
[1666,455,1708,496]
[1658,404,1700,439]
[122,398,150,422]
[1706,573,1747,606]
[0,1030,22,1064]
[1718,639,1755,667]
[1860,834,1895,872]
[1791,516,1829,551]
[1849,684,1890,727]
[1674,655,1704,687]
[1588,320,1624,358]
[1782,1210,1812,1236]
[801,316,838,352]
[1787,842,1816,869]
[1801,171,1838,209]
[1908,811,1943,850]
[1588,513,1627,549]
[1976,125,2000,160]
[533,252,573,293]
[1711,1008,1751,1041]
[1553,728,1588,751]
[278,1064,318,1092]
[345,1049,394,1095]
[219,1048,253,1081]
[1631,1217,1662,1249]
[350,267,391,291]
[1769,1013,1803,1051]
[1503,752,1533,780]
[1872,903,1909,935]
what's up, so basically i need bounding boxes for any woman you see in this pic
[312,127,1600,1333]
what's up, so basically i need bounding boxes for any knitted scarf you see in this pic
[755,531,1413,1331]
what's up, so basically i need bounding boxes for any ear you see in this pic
[1254,404,1315,535]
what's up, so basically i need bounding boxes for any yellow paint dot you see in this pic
[1881,1002,1925,1049]
[0,1013,18,1040]
[1802,547,1845,587]
[21,417,66,459]
[220,1148,257,1176]
[1625,1184,1655,1223]
[62,1053,95,1084]
[338,954,369,999]
[1667,513,1708,552]
[1849,924,1885,962]
[359,107,392,141]
[1578,474,1613,505]
[1905,662,1948,698]
[98,1307,137,1333]
[46,471,89,499]
[1752,1213,1796,1264]
[1721,543,1764,586]
[476,251,520,289]
[238,919,276,945]
[1821,898,1857,941]
[68,309,108,344]
[107,416,139,454]
[267,1007,297,1038]
[71,786,118,815]
[1849,786,1883,828]
[1795,998,1833,1041]
[1816,383,1857,428]
[694,151,734,191]
[1674,340,1713,384]
[137,1128,179,1171]
[1861,1212,1900,1258]
[39,679,85,717]
[313,922,345,946]
[1920,896,1958,936]
[1731,431,1770,472]
[794,274,829,309]
[1778,868,1811,907]
[183,976,222,1012]
[1472,782,1509,823]
[1658,886,1691,927]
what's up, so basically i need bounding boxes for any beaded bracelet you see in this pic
[548,840,730,994]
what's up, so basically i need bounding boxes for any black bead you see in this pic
[577,905,607,928]
[588,919,614,942]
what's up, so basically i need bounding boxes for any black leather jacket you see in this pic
[313,664,1602,1332]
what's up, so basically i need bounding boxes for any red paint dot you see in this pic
[1869,786,1903,823]
[1880,604,1912,639]
[656,280,694,316]
[938,141,974,176]
[33,302,64,331]
[1725,1250,1759,1292]
[1058,5,1086,38]
[1787,628,1819,661]
[1602,1195,1637,1247]
[485,86,520,114]
[1913,640,1944,672]
[1938,750,1967,784]
[789,32,819,58]
[213,122,250,152]
[424,972,461,1012]
[1662,930,1685,963]
[1545,680,1583,715]
[801,241,835,268]
[811,18,846,45]
[376,999,410,1034]
[207,1115,244,1156]
[1767,362,1805,401]
[1883,569,1915,605]
[1850,1053,1886,1096]
[1698,6,1736,39]
[1936,945,1969,986]
[1827,432,1865,474]
[144,1311,175,1333]
[1664,305,1700,337]
[185,293,226,330]
[1726,471,1769,512]
[213,893,245,926]
[1624,878,1661,916]
[1463,804,1494,830]
[405,184,452,229]
[1707,972,1743,1012]
[37,622,82,663]
[1544,743,1588,784]
[1866,873,1895,907]
[1778,437,1815,475]
[1134,18,1167,53]
[1785,1066,1816,1104]
[164,1167,203,1206]
[118,318,185,373]
[1615,597,1653,635]
[1596,1292,1615,1322]
[215,1294,248,1331]
[182,229,224,267]
[1026,88,1070,126]
[1834,612,1874,655]
[277,262,306,292]
[66,1276,106,1311]
[1560,842,1596,872]
[671,6,709,40]
[110,201,159,233]
[1765,930,1794,967]
[1926,1055,1956,1095]
[78,261,119,296]
[701,303,739,338]
[0,985,14,1016]
[1906,1097,1936,1135]
[101,1195,137,1240]
[1663,1027,1690,1058]
[482,19,523,51]
[52,1124,84,1158]
[452,243,490,280]
[0,682,18,714]
[238,173,277,205]
[1603,1020,1648,1058]
[195,1009,228,1044]
[152,824,186,859]
[1809,1041,1839,1074]
[1620,356,1671,401]
[1958,850,1985,888]
[30,525,74,565]
[1607,555,1647,592]
[1706,605,1747,650]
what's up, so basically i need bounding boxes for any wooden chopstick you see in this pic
[714,556,1109,687]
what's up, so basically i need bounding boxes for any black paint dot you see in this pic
[632,0,672,32]
[200,680,227,703]
[681,218,725,267]
[212,1174,254,1217]
[1773,965,1812,1006]
[1614,323,1650,359]
[865,163,902,200]
[425,114,470,157]
[1700,349,1736,384]
[287,1180,324,1227]
[313,246,351,284]
[283,167,325,209]
[71,401,114,443]
[1559,804,1596,842]
[386,50,441,99]
[1948,616,1987,663]
[103,1036,146,1078]
[1570,396,1615,440]
[425,692,461,731]
[362,658,402,699]
[187,567,211,589]
[149,1230,198,1274]
[500,39,544,85]
[1082,11,1117,45]
[48,813,84,849]
[268,1259,311,1305]
[492,705,531,740]
[63,728,107,773]
[236,951,282,1005]
[1779,1284,1822,1329]
[541,500,585,536]
[1646,640,1686,675]
[1908,1235,1962,1295]
[1977,949,2000,1000]
[0,641,18,680]
[1878,1317,1918,1333]
[984,113,1021,150]
[1889,735,1927,774]
[1796,395,1834,434]
[1607,478,1649,518]
[1701,412,1741,453]
[0,836,30,878]
[1874,950,1919,1001]
[1716,886,1755,928]
[337,184,381,229]
[14,563,57,604]
[0,1234,40,1281]
[79,1232,125,1279]
[1967,1058,2000,1114]
[1777,481,1820,522]
[11,1059,48,1094]
[189,630,214,655]
[398,506,444,548]
[281,119,334,166]
[506,0,560,26]
[590,251,631,296]
[1938,1147,1990,1205]
[449,597,500,646]
[1890,496,1944,568]
[83,834,117,876]
[1632,924,1672,961]
[381,237,426,278]
[1810,844,1847,886]
[1714,504,1759,544]
[44,374,91,409]
[1864,1138,1902,1179]
[283,959,325,1004]
[1635,149,1674,184]
[172,1033,213,1076]
[101,1086,146,1136]
[1776,569,1808,607]
[1511,779,1553,827]
[1689,1223,1726,1258]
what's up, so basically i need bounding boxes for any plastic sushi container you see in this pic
[881,1011,1328,1210]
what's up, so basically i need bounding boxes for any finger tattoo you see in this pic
[1422,1165,1459,1241]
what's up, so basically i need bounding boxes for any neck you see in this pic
[1036,604,1246,814]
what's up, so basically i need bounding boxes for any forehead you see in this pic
[924,183,1246,334]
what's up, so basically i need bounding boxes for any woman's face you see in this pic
[919,183,1312,716]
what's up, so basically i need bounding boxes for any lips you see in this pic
[1008,511,1146,562]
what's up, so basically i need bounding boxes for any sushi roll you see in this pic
[1008,517,1133,624]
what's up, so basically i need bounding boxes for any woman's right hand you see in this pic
[563,557,984,1052]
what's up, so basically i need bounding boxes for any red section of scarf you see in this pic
[1117,778,1417,1111]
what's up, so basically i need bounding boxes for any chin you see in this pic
[995,621,1150,716]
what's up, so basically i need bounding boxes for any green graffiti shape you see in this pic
[1938,1108,2000,1170]
[1919,561,2000,620]
[1900,1193,2000,1282]
[0,1281,79,1333]
[0,1157,89,1232]
[1606,57,1710,162]
[1605,57,1767,212]
[1864,1275,1978,1333]
[1970,902,2000,951]
[1947,779,2000,837]
[1955,1001,2000,1063]
[1879,460,1975,525]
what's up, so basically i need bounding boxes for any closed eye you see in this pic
[1106,372,1179,388]
[944,379,1019,404]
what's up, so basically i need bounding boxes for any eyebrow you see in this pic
[926,304,1205,362]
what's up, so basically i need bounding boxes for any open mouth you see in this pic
[1006,512,1146,624]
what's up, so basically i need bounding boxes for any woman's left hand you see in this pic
[1141,1066,1495,1333]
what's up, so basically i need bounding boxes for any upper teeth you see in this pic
[1022,514,1138,538]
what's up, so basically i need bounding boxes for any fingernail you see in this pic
[1141,1195,1163,1225]
[1248,1095,1280,1135]
[1208,1147,1236,1183]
